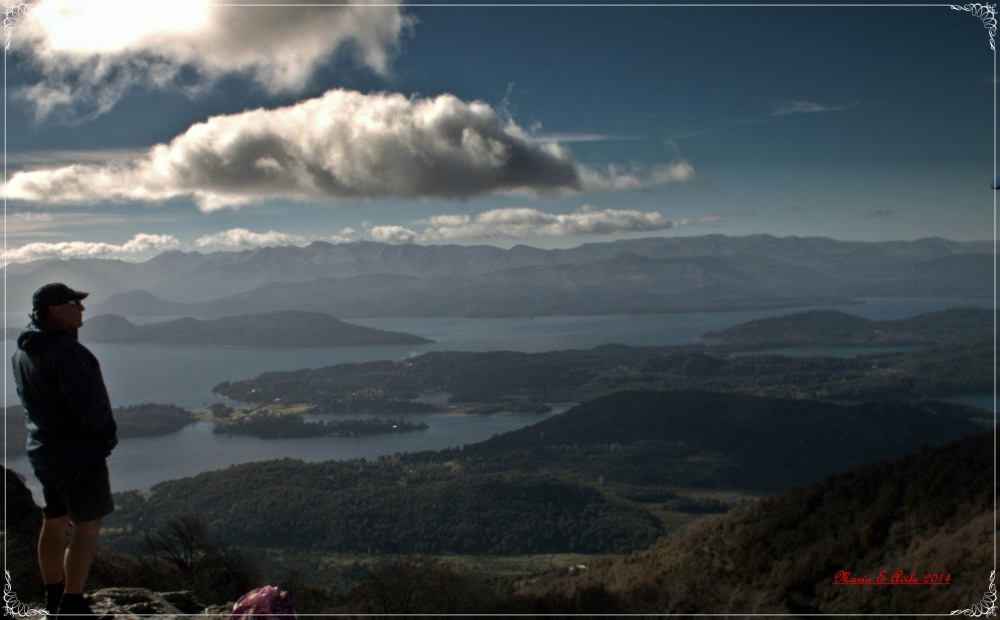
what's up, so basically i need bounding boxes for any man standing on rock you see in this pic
[12,283,118,617]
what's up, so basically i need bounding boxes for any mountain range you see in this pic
[3,235,992,318]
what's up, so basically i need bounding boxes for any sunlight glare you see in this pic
[30,0,211,53]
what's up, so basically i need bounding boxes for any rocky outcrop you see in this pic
[88,588,187,617]
[3,467,45,605]
[81,588,232,619]
[5,406,28,457]
[2,467,42,530]
[1,470,230,617]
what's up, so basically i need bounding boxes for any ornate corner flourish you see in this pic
[3,570,48,618]
[3,2,31,51]
[951,3,998,50]
[952,570,998,617]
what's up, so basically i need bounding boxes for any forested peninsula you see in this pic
[5,401,431,455]
[212,411,428,438]
[213,332,991,412]
[80,311,432,347]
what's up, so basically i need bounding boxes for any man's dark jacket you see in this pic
[12,319,117,471]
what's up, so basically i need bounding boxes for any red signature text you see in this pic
[832,570,951,585]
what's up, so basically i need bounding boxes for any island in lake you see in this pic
[80,311,434,347]
[114,403,198,437]
[6,403,199,457]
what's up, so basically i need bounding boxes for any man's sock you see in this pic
[44,580,64,615]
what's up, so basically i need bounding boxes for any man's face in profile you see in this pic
[46,300,85,331]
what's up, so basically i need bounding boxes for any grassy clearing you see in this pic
[196,402,314,421]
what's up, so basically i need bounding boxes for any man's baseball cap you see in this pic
[32,283,89,313]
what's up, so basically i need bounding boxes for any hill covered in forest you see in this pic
[7,432,992,614]
[80,311,432,347]
[9,390,990,613]
[107,465,664,557]
[703,306,992,349]
[450,390,986,490]
[520,431,993,614]
[213,333,993,412]
[102,390,984,559]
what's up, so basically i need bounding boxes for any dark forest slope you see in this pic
[521,431,994,614]
[451,390,985,491]
[106,464,664,557]
[104,390,984,559]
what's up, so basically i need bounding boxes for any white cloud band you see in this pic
[371,207,721,243]
[773,100,859,116]
[195,227,359,248]
[195,228,308,249]
[370,225,419,244]
[9,89,694,210]
[5,233,179,263]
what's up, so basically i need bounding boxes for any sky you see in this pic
[2,0,995,263]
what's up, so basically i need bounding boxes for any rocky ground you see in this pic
[3,468,247,619]
[86,588,229,618]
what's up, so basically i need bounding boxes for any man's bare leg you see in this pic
[38,516,70,585]
[64,518,102,594]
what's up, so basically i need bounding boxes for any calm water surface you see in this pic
[5,297,993,495]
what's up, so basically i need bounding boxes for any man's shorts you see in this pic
[34,461,115,523]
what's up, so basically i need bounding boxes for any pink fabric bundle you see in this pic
[228,586,297,620]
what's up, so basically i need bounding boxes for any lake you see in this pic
[5,297,993,495]
[22,406,570,496]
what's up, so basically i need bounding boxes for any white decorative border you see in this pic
[951,2,998,49]
[952,570,998,616]
[3,570,47,618]
[3,3,39,618]
[953,2,1000,617]
[3,3,30,52]
[0,3,996,618]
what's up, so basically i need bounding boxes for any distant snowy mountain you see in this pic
[4,235,991,317]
